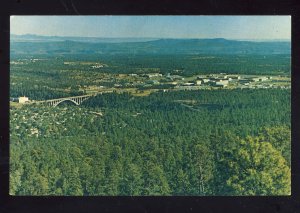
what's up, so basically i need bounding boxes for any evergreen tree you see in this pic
[223,136,291,195]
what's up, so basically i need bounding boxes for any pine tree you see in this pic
[190,144,214,195]
[223,136,290,195]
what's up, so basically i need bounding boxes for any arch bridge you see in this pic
[28,90,115,107]
[33,93,100,107]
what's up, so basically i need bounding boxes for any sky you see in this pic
[10,16,291,40]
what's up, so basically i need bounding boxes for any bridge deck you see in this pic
[33,94,94,103]
[31,91,114,104]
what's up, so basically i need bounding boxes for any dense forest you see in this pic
[10,89,291,195]
[11,53,291,76]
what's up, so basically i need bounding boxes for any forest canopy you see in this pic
[10,89,291,195]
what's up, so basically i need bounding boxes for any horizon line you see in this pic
[10,33,291,42]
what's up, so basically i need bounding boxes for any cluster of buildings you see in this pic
[144,73,163,78]
[195,74,233,88]
[91,62,109,69]
[122,72,277,90]
[91,64,105,69]
[195,74,273,88]
[79,70,285,92]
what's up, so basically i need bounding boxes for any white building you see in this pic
[259,77,268,81]
[215,80,229,87]
[252,77,268,82]
[146,73,163,78]
[183,82,194,86]
[200,78,210,83]
[252,78,260,82]
[195,80,202,85]
[19,96,29,104]
[216,79,229,84]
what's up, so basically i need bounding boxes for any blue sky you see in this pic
[10,16,291,40]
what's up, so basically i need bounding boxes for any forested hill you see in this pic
[10,38,291,55]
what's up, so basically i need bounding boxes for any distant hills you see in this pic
[11,34,158,43]
[10,34,291,55]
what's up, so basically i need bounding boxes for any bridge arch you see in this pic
[53,99,80,107]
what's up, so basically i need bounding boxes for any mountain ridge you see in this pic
[10,36,291,55]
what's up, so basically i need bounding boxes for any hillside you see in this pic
[10,38,291,55]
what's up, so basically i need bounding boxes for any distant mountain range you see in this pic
[11,34,159,43]
[10,34,291,55]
